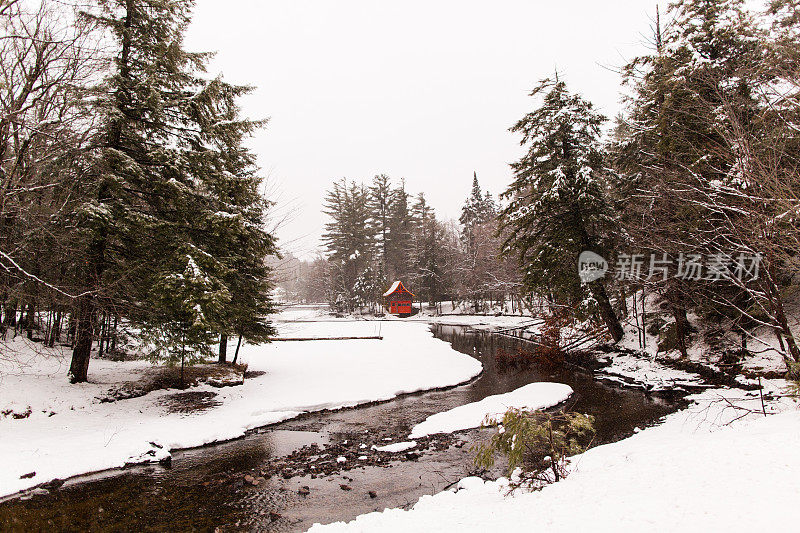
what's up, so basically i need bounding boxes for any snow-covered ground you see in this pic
[414,315,539,331]
[311,384,800,532]
[617,291,791,375]
[277,303,539,331]
[595,352,708,391]
[0,315,481,498]
[409,382,573,439]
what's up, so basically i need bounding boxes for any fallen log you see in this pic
[493,320,543,334]
[271,336,383,342]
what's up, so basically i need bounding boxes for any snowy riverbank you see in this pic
[310,384,800,532]
[0,317,481,498]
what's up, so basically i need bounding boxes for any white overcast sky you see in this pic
[185,0,667,259]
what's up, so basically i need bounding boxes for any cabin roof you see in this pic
[383,280,415,298]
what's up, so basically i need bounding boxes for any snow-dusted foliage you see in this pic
[500,79,623,340]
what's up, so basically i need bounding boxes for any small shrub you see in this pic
[474,409,595,486]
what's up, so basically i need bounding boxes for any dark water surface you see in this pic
[0,325,682,532]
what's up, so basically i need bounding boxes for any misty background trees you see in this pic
[308,173,520,314]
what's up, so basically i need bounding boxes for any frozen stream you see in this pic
[0,325,683,532]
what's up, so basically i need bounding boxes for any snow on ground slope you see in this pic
[0,317,481,498]
[418,315,539,330]
[311,387,800,532]
[0,339,153,419]
[409,382,573,439]
[595,352,707,391]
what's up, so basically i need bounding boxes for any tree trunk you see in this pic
[44,310,52,346]
[25,302,35,339]
[232,334,243,365]
[672,304,690,359]
[48,310,62,347]
[763,270,800,365]
[4,301,16,328]
[218,333,228,364]
[665,281,689,358]
[589,280,623,342]
[69,293,95,383]
[69,227,105,382]
[97,312,106,358]
[641,287,647,350]
[111,315,118,352]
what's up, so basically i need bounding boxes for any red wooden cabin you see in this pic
[383,281,414,316]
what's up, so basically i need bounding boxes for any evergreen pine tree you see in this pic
[386,180,413,282]
[410,193,441,305]
[142,252,228,384]
[501,79,623,341]
[69,0,276,381]
[322,179,373,310]
[369,174,392,280]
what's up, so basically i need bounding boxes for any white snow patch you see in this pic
[596,352,705,391]
[374,441,417,453]
[409,382,573,439]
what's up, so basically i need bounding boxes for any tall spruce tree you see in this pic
[369,174,392,279]
[410,193,441,305]
[386,180,413,283]
[183,75,278,364]
[501,79,623,341]
[459,172,498,311]
[69,0,276,381]
[322,179,372,310]
[459,172,495,253]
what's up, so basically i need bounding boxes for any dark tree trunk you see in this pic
[666,283,690,359]
[97,312,106,358]
[672,305,690,359]
[69,227,105,382]
[4,301,16,328]
[232,334,243,365]
[48,310,62,347]
[111,315,118,352]
[589,280,624,342]
[69,293,96,383]
[105,314,112,354]
[218,333,228,364]
[180,331,186,388]
[574,215,623,343]
[762,267,800,365]
[25,302,35,339]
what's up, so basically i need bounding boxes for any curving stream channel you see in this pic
[0,325,684,532]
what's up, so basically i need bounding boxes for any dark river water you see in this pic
[0,325,683,532]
